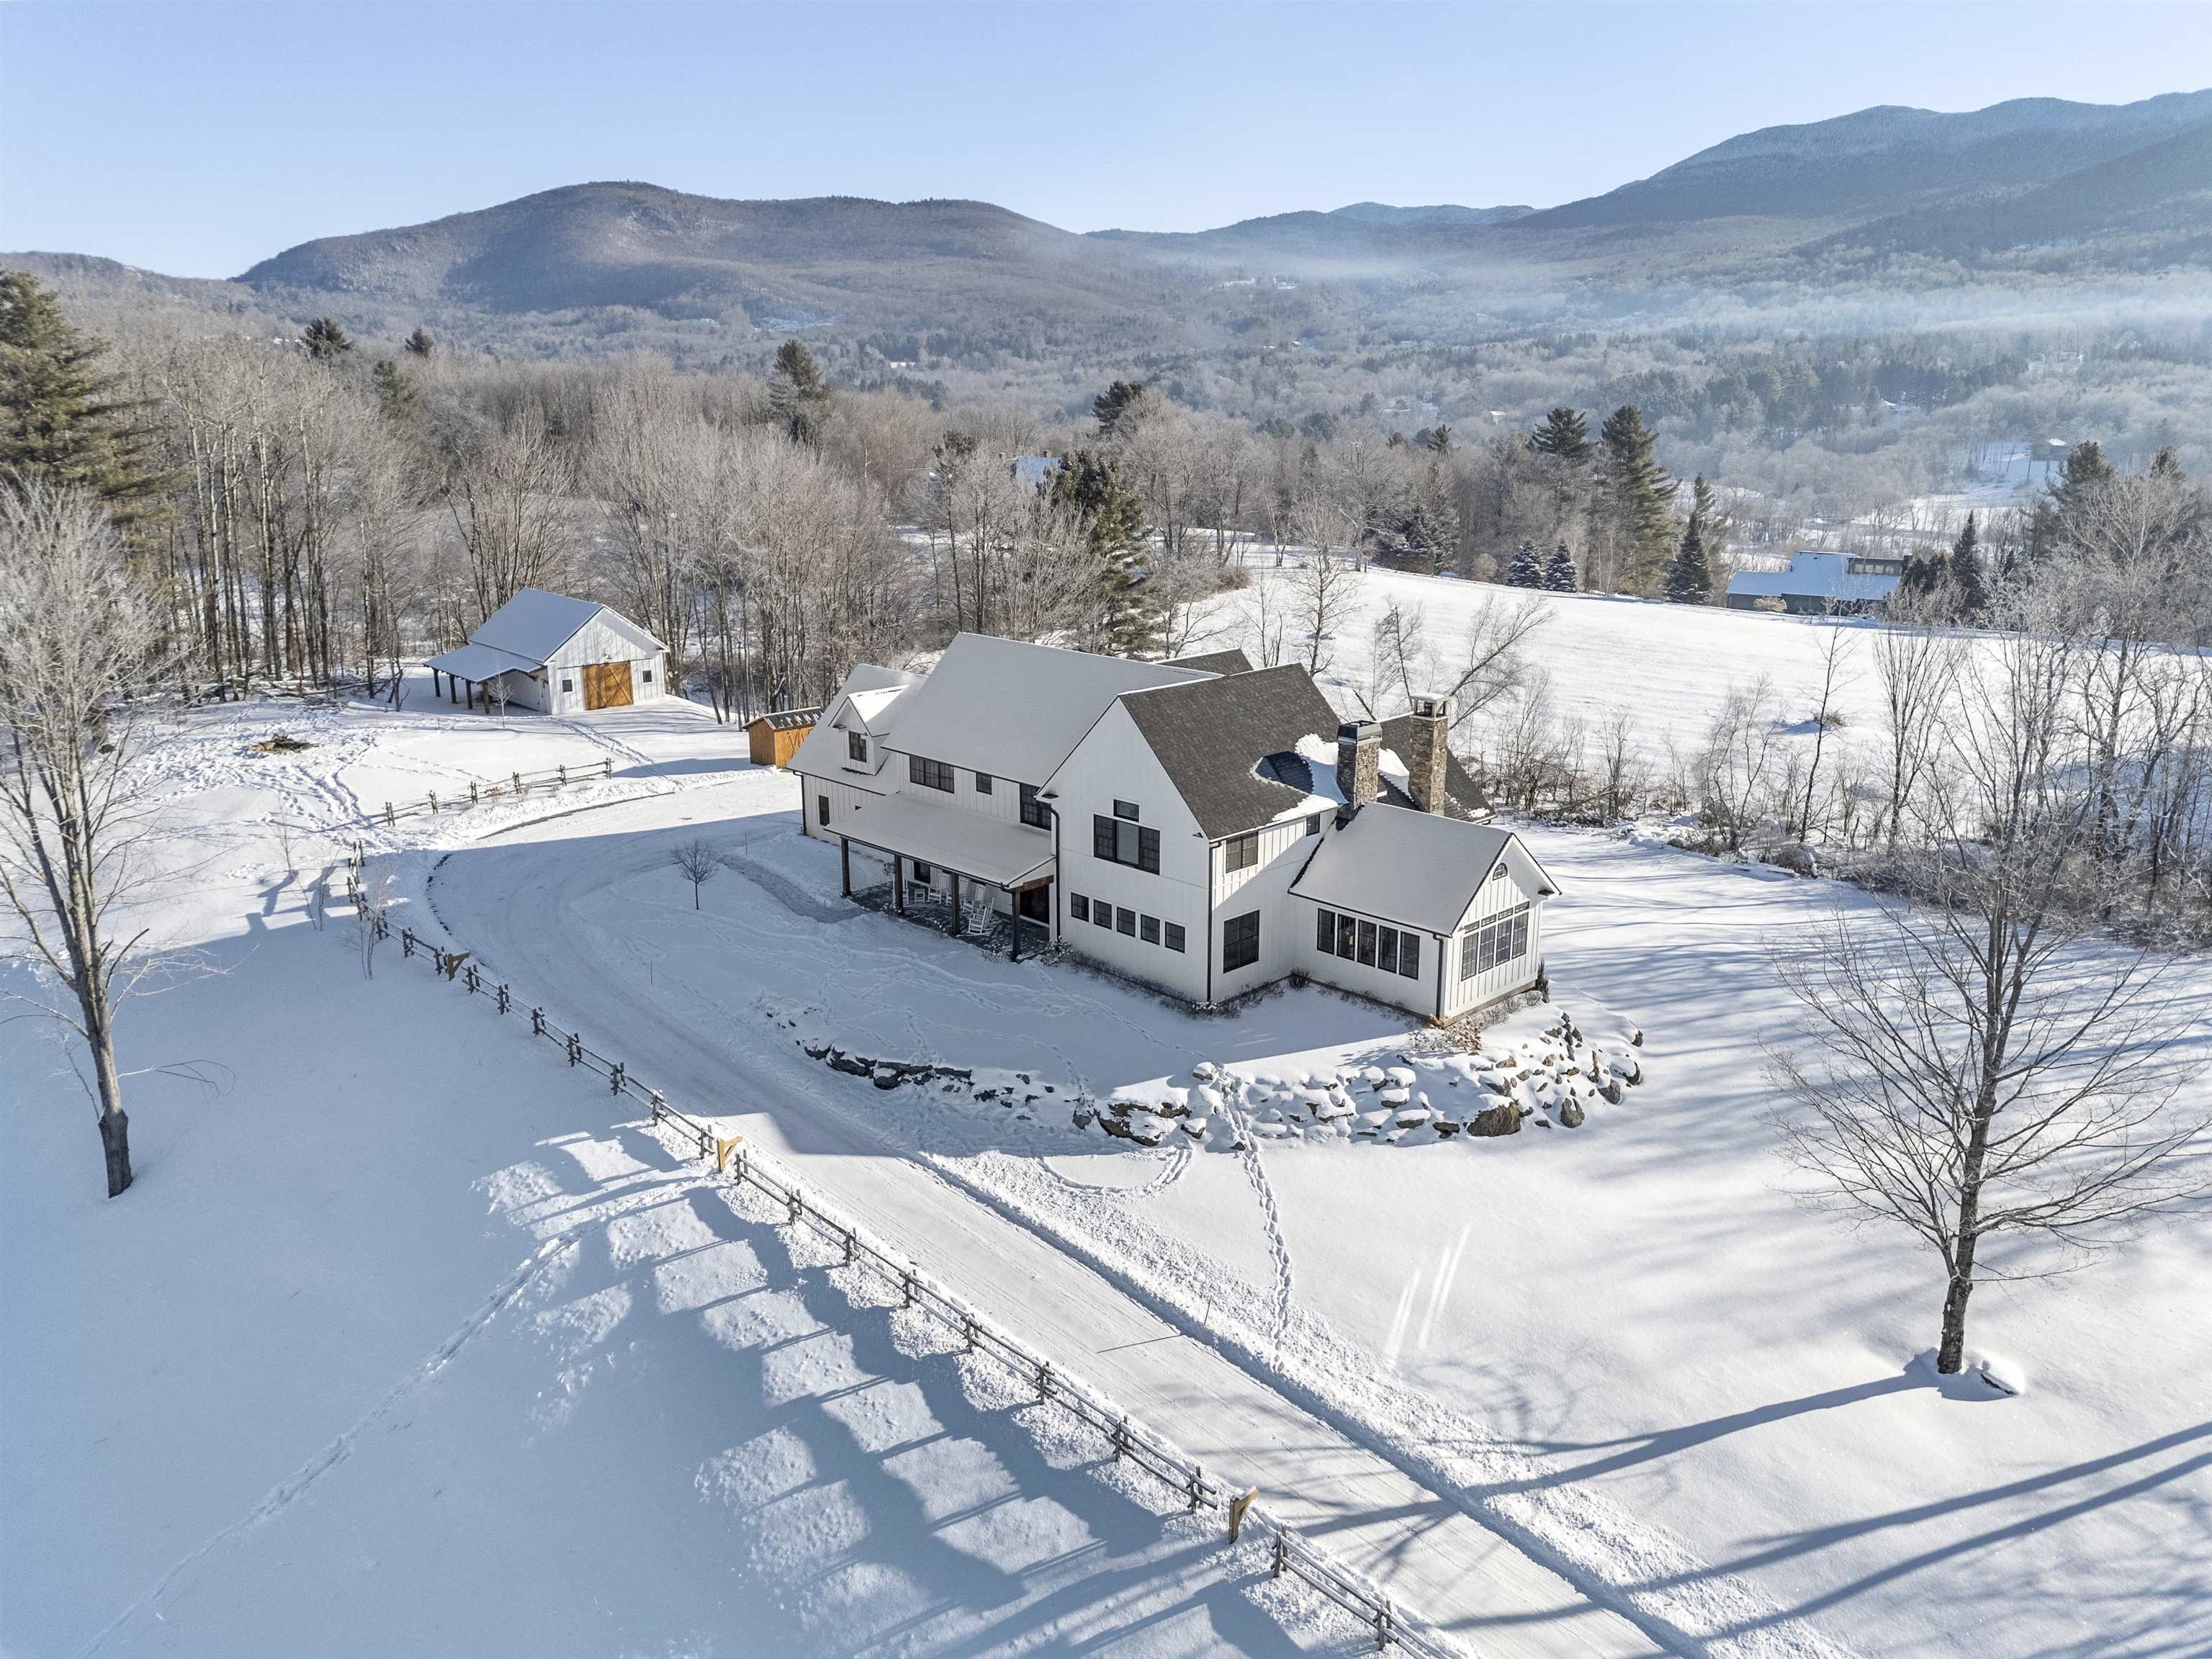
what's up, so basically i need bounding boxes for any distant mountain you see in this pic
[236,181,1161,330]
[1328,202,1534,227]
[1516,91,2212,228]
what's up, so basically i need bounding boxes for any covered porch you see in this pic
[423,642,542,713]
[835,793,1056,962]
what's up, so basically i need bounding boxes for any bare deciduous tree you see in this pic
[670,838,719,909]
[0,479,174,1196]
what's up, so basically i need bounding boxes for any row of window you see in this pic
[1313,908,1422,980]
[1070,894,1184,953]
[1460,902,1531,981]
[909,754,956,793]
[899,752,1051,827]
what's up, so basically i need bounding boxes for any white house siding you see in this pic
[800,775,888,845]
[1208,817,1319,998]
[1442,856,1547,1020]
[881,748,1028,829]
[1296,902,1442,1020]
[1048,704,1210,1002]
[493,668,549,713]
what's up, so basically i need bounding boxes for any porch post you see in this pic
[1007,887,1020,963]
[840,837,851,899]
[948,871,961,935]
[893,854,905,914]
[431,669,441,698]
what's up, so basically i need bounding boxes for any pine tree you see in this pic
[1505,540,1545,588]
[302,317,354,361]
[1092,379,1157,439]
[403,327,436,359]
[1404,464,1460,573]
[0,270,161,514]
[1053,449,1154,652]
[1599,404,1674,592]
[769,338,830,446]
[1897,550,1945,606]
[1529,406,1590,462]
[372,359,418,425]
[1544,542,1578,593]
[1948,513,1987,619]
[1664,521,1711,604]
[1422,423,1452,456]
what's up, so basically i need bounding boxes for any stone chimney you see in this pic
[1335,720,1380,818]
[1403,693,1449,814]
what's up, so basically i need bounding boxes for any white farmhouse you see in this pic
[425,588,669,714]
[791,634,1557,1020]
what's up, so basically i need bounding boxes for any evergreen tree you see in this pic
[769,338,830,446]
[403,327,436,359]
[0,270,160,514]
[2149,445,2185,482]
[1529,406,1590,462]
[1544,542,1578,593]
[372,359,418,425]
[302,316,354,361]
[1897,550,1945,606]
[1092,379,1157,439]
[1504,540,1545,588]
[1404,466,1460,574]
[1052,448,1154,653]
[1664,521,1711,604]
[1948,513,1987,619]
[2028,439,2117,565]
[1422,423,1452,457]
[1599,404,1674,592]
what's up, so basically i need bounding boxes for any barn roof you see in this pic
[467,588,667,666]
[424,642,538,682]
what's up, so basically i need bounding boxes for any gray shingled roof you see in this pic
[750,706,819,732]
[1164,647,1254,675]
[1117,664,1346,840]
[1377,712,1491,820]
[1290,809,1515,936]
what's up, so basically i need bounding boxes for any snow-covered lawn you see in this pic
[8,675,2208,1659]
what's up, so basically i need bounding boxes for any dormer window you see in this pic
[848,730,868,763]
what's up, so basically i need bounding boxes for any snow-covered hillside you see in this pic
[6,678,2207,1659]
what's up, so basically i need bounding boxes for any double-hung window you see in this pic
[1070,894,1089,923]
[1222,910,1261,972]
[909,755,954,793]
[848,730,868,763]
[1459,901,1532,981]
[1117,906,1137,937]
[1093,801,1159,873]
[1315,907,1422,980]
[974,772,994,794]
[1225,832,1259,873]
[1019,783,1050,828]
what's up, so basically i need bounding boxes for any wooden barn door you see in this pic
[583,661,634,710]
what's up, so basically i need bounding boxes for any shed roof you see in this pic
[838,790,1057,889]
[1115,664,1344,839]
[749,706,819,732]
[1290,809,1525,936]
[887,634,1204,784]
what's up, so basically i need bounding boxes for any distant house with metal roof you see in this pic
[424,588,668,714]
[790,633,1547,1018]
[1725,552,1906,617]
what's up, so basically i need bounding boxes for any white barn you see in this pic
[425,589,669,714]
[791,633,1557,1020]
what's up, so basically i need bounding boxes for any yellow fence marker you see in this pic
[1228,1487,1259,1543]
[714,1136,745,1174]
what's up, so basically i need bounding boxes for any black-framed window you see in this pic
[1020,783,1050,829]
[1223,910,1260,972]
[1070,894,1089,922]
[1316,907,1422,981]
[1093,814,1159,873]
[1226,832,1259,872]
[1141,914,1160,945]
[560,678,573,692]
[1460,902,1532,981]
[909,755,953,792]
[1305,813,1324,837]
[1117,905,1137,936]
[817,793,830,827]
[1092,901,1112,929]
[642,668,654,683]
[848,730,868,763]
[1113,799,1140,821]
[975,772,994,794]
[1164,922,1185,952]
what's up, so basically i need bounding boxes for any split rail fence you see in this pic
[344,850,1465,1658]
[366,759,616,828]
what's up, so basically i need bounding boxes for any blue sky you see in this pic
[4,1,2208,277]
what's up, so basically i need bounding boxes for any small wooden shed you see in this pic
[747,706,819,768]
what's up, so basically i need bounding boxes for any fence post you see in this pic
[609,1061,624,1095]
[1188,1463,1205,1513]
[1111,1417,1128,1462]
[496,984,511,1015]
[566,1032,582,1066]
[1271,1532,1288,1578]
[513,771,525,798]
[385,802,395,827]
[1035,1361,1051,1404]
[963,1316,979,1354]
[557,763,567,787]
[1376,1603,1394,1650]
[427,790,439,814]
[649,1092,665,1126]
[901,1267,916,1308]
[464,963,480,994]
[401,928,415,958]
[842,1229,855,1267]
[531,1007,545,1037]
[469,781,480,806]
[602,759,613,779]
[787,1191,801,1226]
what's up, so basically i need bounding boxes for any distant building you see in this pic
[746,706,820,769]
[425,588,668,714]
[1725,552,1905,617]
[1011,454,1064,490]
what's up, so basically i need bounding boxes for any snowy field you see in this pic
[6,671,2209,1658]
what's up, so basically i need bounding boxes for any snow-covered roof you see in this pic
[786,662,920,775]
[424,642,538,682]
[464,588,667,665]
[1290,809,1521,936]
[1012,455,1063,489]
[1726,552,1900,603]
[838,789,1056,889]
[843,687,909,733]
[888,634,1205,785]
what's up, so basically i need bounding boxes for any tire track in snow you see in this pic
[73,1213,628,1658]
